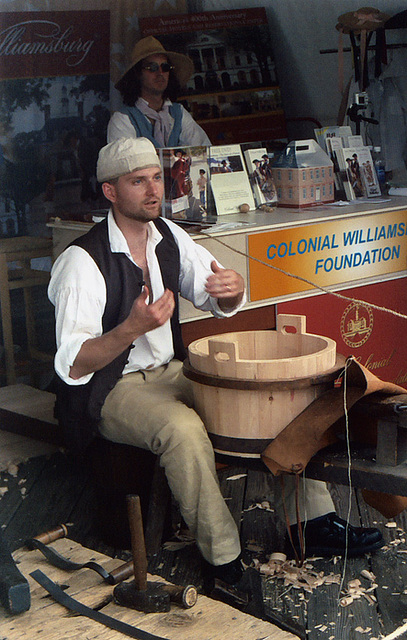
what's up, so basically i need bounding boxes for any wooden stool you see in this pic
[0,384,173,553]
[0,236,53,384]
[89,439,172,553]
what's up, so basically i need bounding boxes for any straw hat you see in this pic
[116,36,194,91]
[336,7,390,34]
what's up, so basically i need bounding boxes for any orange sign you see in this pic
[248,209,407,301]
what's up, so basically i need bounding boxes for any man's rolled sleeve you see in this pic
[48,246,106,386]
[54,335,94,385]
[209,290,247,318]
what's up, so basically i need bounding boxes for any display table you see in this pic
[48,196,407,328]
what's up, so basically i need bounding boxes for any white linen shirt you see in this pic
[48,213,245,386]
[107,99,211,146]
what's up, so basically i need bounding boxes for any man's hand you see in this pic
[124,286,175,336]
[205,261,245,310]
[69,287,174,380]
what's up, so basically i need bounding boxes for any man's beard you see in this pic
[120,202,162,222]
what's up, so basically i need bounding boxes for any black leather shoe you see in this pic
[203,554,244,594]
[211,555,244,585]
[289,512,384,558]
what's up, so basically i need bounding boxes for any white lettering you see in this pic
[0,20,95,67]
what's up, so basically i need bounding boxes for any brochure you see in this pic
[243,147,277,207]
[209,144,255,215]
[314,126,353,154]
[159,146,210,221]
[342,146,381,198]
[326,137,355,201]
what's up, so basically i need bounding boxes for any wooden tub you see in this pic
[183,314,342,457]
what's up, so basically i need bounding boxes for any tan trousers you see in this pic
[100,361,334,566]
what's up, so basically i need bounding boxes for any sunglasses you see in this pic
[142,62,174,73]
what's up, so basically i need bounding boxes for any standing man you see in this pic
[108,36,211,148]
[197,169,207,207]
[48,137,384,589]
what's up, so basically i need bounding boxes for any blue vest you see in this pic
[54,217,186,453]
[120,103,183,148]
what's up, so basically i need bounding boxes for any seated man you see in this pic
[48,137,383,588]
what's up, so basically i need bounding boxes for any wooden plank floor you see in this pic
[1,445,407,639]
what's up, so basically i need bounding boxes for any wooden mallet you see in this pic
[113,495,197,613]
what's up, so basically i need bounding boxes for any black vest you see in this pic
[54,217,186,453]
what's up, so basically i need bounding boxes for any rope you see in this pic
[337,358,353,603]
[201,230,407,321]
[280,474,305,567]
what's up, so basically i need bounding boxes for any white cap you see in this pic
[96,137,161,183]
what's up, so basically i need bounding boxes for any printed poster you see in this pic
[0,11,110,237]
[209,144,255,215]
[139,8,287,145]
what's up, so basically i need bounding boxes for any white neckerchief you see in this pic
[136,97,173,147]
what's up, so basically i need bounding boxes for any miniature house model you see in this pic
[272,139,334,207]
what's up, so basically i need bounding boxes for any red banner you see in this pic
[0,11,110,79]
[278,278,407,386]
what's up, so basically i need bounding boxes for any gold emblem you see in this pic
[340,302,374,348]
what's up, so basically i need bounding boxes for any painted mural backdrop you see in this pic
[0,10,110,237]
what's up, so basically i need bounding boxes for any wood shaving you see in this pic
[339,577,378,607]
[163,541,194,551]
[256,556,341,593]
[6,462,18,476]
[380,621,407,640]
[162,532,195,551]
[245,501,274,512]
[0,486,8,497]
[226,473,247,481]
[360,569,376,581]
[385,522,398,528]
